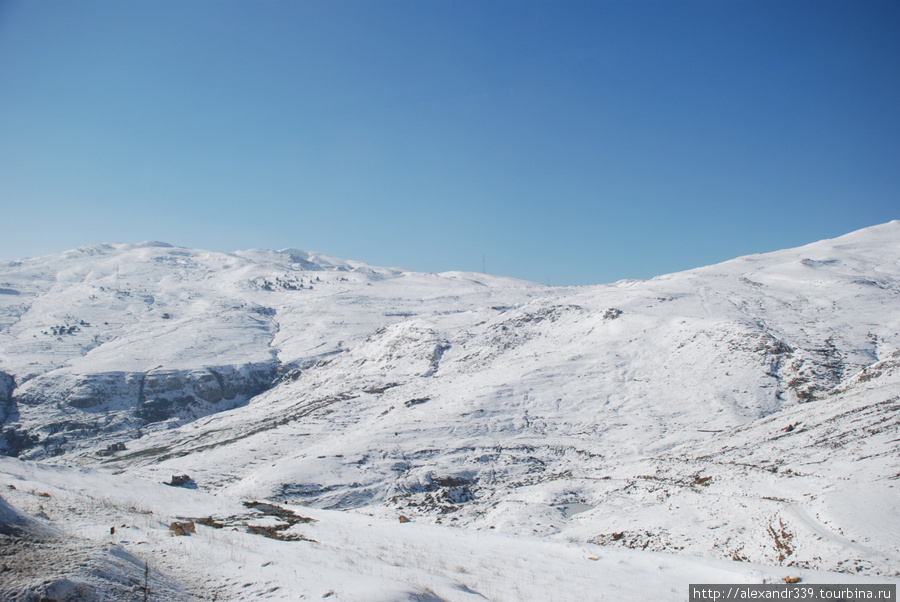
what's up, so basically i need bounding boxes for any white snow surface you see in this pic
[1,223,899,599]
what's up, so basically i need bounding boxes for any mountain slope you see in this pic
[1,222,899,587]
[0,457,893,601]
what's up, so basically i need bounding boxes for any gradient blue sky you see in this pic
[1,1,898,285]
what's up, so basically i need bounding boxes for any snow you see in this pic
[1,222,900,599]
[1,458,893,601]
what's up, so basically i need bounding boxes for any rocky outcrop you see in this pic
[5,361,278,458]
[0,371,14,402]
[0,372,27,457]
[135,364,275,423]
[0,371,14,423]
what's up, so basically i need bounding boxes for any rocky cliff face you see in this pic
[0,371,14,419]
[1,361,277,458]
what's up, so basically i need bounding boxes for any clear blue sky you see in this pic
[1,0,897,285]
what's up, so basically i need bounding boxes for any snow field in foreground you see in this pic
[1,457,896,601]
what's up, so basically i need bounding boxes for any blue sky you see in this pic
[1,0,897,285]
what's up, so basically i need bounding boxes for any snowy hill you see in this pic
[1,223,899,599]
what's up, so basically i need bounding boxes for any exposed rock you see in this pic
[168,520,195,536]
[6,362,278,458]
[0,425,38,458]
[0,372,14,403]
[164,475,196,489]
[0,372,16,425]
[98,442,127,456]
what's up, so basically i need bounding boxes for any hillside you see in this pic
[1,222,899,599]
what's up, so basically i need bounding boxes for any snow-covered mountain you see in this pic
[1,223,899,600]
